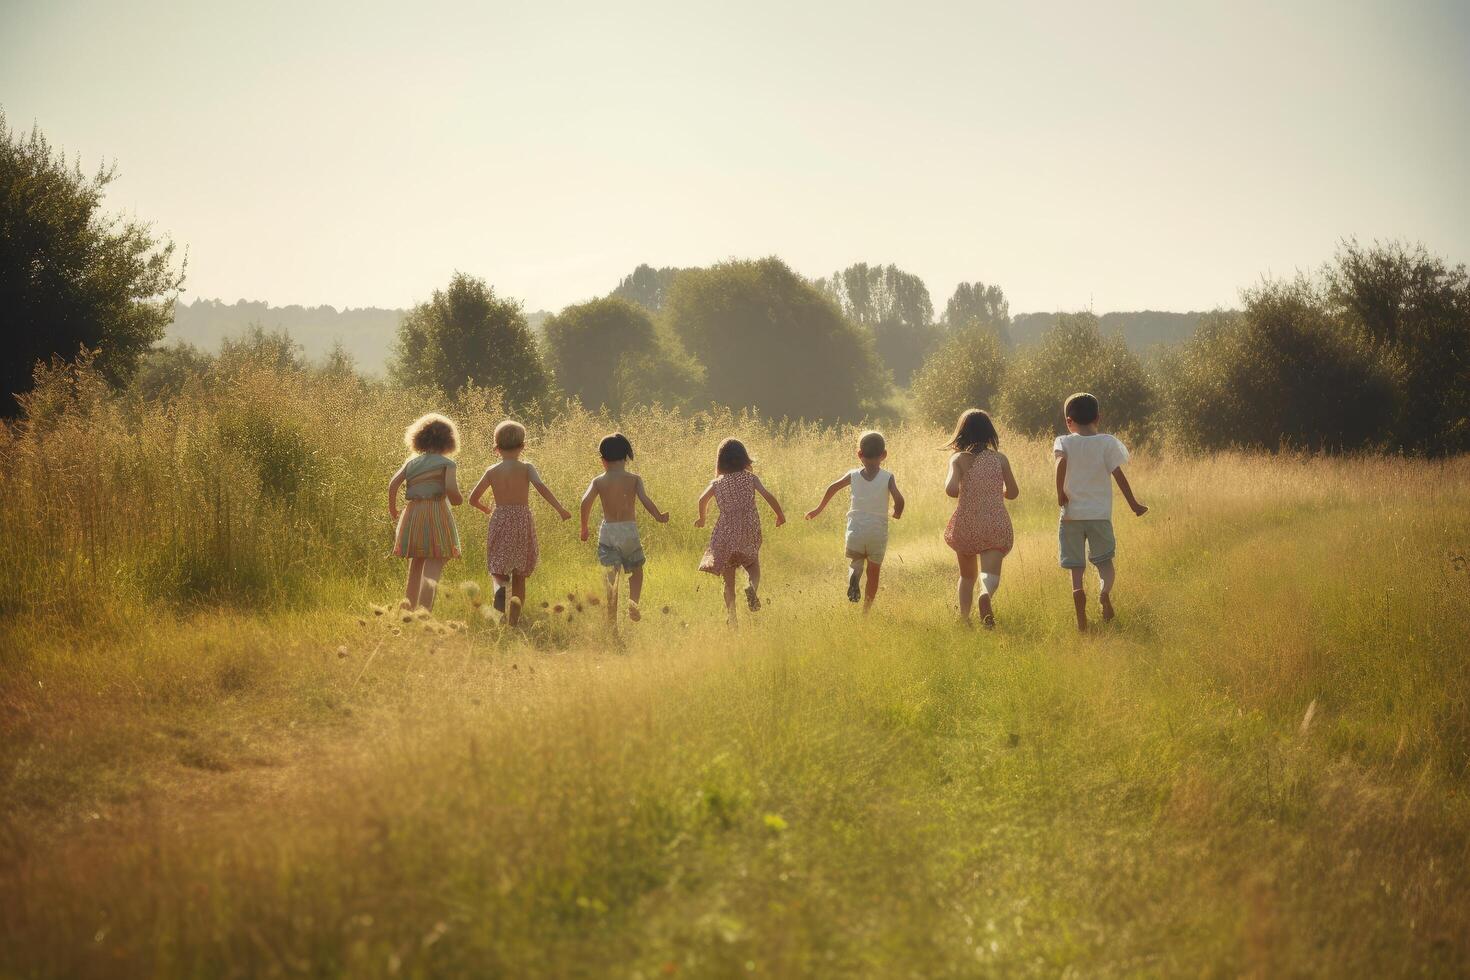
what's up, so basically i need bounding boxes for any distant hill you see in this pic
[166,299,551,374]
[1010,311,1213,350]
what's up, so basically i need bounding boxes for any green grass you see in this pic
[2,371,1469,976]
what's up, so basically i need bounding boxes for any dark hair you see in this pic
[858,430,886,459]
[1064,392,1100,425]
[716,437,753,474]
[406,413,459,455]
[599,432,634,461]
[945,408,999,453]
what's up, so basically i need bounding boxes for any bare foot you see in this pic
[978,593,995,629]
[1073,589,1088,632]
[1100,592,1114,622]
[628,601,641,622]
[744,586,761,612]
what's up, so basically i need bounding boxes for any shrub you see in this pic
[543,297,702,414]
[998,313,1158,439]
[910,326,1009,428]
[666,258,888,422]
[1162,281,1401,452]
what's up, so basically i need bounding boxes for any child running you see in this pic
[943,409,1019,628]
[579,432,670,624]
[1054,392,1148,631]
[696,438,786,626]
[469,420,572,626]
[387,413,464,612]
[805,430,905,613]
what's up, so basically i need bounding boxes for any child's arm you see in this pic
[752,474,786,527]
[578,478,599,541]
[1054,453,1069,507]
[468,470,494,515]
[528,465,573,520]
[444,463,464,506]
[805,473,851,520]
[1112,467,1148,516]
[889,475,905,519]
[999,454,1020,500]
[694,482,716,527]
[944,453,965,498]
[636,476,669,523]
[387,463,407,520]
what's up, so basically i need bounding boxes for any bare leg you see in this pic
[956,553,978,625]
[722,568,739,627]
[743,559,762,611]
[862,561,880,613]
[404,558,425,610]
[1096,560,1116,621]
[1069,566,1087,631]
[604,567,620,624]
[627,567,643,621]
[508,572,526,627]
[418,557,447,611]
[978,549,1005,627]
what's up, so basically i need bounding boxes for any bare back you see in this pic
[482,458,534,505]
[593,469,641,522]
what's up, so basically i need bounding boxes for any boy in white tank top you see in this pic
[805,430,906,613]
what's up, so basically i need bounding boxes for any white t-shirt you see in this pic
[1053,433,1129,520]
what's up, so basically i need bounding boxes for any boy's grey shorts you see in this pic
[597,521,646,570]
[1058,519,1115,568]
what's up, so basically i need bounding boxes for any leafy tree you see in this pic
[942,281,1012,345]
[217,325,305,376]
[816,263,938,386]
[999,313,1159,439]
[666,257,888,422]
[390,272,548,405]
[1324,240,1470,456]
[0,113,186,414]
[543,297,701,414]
[129,341,214,402]
[911,326,1009,428]
[1162,281,1400,452]
[610,264,689,314]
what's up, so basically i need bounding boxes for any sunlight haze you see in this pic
[4,0,1467,313]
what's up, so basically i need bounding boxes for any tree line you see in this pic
[5,113,1469,455]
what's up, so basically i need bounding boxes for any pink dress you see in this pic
[699,471,762,574]
[485,503,539,576]
[944,450,1013,555]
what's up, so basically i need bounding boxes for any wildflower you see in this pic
[461,581,482,600]
[480,606,496,621]
[587,594,601,606]
[553,604,565,614]
[413,609,431,621]
[402,614,414,623]
[662,606,671,615]
[336,646,349,658]
[567,592,577,602]
[762,813,788,833]
[373,606,385,617]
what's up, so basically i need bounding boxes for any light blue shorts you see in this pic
[597,521,646,570]
[845,513,889,564]
[1058,519,1115,569]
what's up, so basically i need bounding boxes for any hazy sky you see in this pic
[4,0,1467,315]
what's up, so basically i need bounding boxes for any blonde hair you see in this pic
[494,419,527,451]
[404,413,458,455]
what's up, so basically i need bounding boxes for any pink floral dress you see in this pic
[699,471,762,574]
[486,503,539,576]
[944,450,1013,555]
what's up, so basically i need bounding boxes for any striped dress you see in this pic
[393,454,461,559]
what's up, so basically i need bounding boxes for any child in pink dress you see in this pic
[943,409,1020,628]
[468,420,572,626]
[696,438,786,626]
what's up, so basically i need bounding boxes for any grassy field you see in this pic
[2,366,1469,976]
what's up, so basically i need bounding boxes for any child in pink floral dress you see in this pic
[468,420,572,626]
[696,438,786,626]
[943,409,1020,628]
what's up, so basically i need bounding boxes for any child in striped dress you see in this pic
[469,420,572,626]
[388,413,464,612]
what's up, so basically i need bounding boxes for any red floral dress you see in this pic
[699,471,763,574]
[944,451,1013,555]
[485,503,539,576]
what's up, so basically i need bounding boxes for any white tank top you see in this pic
[848,468,891,518]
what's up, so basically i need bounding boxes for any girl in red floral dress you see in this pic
[944,409,1020,628]
[697,438,786,626]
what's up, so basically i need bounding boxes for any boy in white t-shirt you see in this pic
[806,430,905,613]
[1053,392,1148,631]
